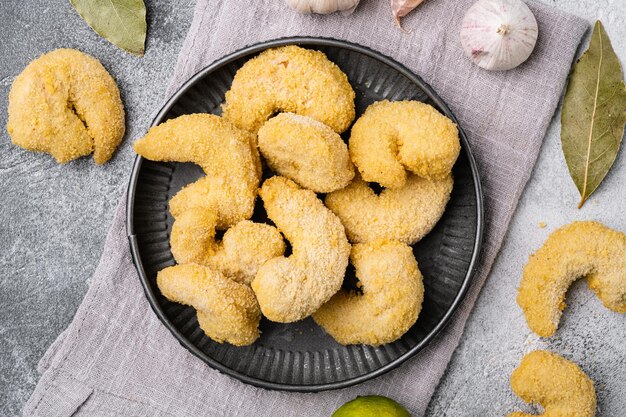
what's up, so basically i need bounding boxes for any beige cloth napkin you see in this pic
[23,0,587,415]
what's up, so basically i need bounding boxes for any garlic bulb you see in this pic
[286,0,360,15]
[460,0,538,71]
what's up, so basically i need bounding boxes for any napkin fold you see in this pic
[23,1,586,416]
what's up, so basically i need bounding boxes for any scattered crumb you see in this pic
[538,221,547,228]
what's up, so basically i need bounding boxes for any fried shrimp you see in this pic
[251,176,351,323]
[167,175,259,229]
[518,221,626,337]
[157,264,261,346]
[325,173,453,244]
[133,114,261,229]
[313,240,424,345]
[7,48,125,164]
[349,100,460,188]
[222,45,355,134]
[507,350,596,417]
[170,207,285,285]
[258,113,354,193]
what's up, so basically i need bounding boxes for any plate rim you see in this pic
[126,36,484,392]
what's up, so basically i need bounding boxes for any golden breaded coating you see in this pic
[349,100,460,188]
[251,176,351,323]
[157,264,261,346]
[7,48,125,164]
[133,114,261,229]
[325,174,453,244]
[168,176,239,222]
[507,350,596,417]
[170,207,285,285]
[258,113,354,193]
[222,45,355,134]
[313,240,424,346]
[518,221,626,337]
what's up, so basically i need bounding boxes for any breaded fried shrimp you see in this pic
[258,113,354,193]
[133,114,261,229]
[251,176,351,323]
[222,45,355,134]
[507,350,596,417]
[170,207,285,285]
[313,240,424,345]
[167,175,257,230]
[325,174,453,244]
[7,48,125,164]
[157,264,261,346]
[349,100,460,188]
[518,221,626,337]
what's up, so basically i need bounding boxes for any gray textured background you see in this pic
[0,1,624,416]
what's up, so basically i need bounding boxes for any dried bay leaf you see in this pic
[561,21,626,208]
[70,0,146,55]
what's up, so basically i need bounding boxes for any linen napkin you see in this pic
[23,1,587,416]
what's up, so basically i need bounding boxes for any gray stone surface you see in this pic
[0,1,624,416]
[0,1,194,415]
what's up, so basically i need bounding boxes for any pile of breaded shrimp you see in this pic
[134,45,461,347]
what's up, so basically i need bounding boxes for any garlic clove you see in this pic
[460,0,538,71]
[285,0,361,15]
[391,0,427,30]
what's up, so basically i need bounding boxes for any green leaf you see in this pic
[70,0,146,55]
[561,20,626,208]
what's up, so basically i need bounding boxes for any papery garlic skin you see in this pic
[391,0,427,30]
[286,0,360,15]
[460,0,538,71]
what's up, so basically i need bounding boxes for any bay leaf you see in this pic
[70,0,146,55]
[561,20,626,208]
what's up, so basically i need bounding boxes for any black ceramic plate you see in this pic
[127,37,483,392]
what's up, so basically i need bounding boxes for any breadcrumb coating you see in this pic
[349,100,460,188]
[508,350,596,417]
[7,48,125,164]
[157,264,261,346]
[258,113,354,193]
[133,114,261,229]
[313,240,424,345]
[325,173,453,244]
[251,176,350,323]
[170,207,285,285]
[222,45,355,134]
[518,221,626,337]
